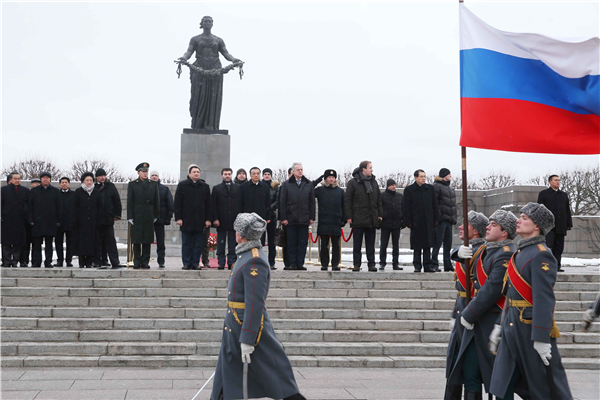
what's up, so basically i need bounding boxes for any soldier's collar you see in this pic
[469,238,486,247]
[516,235,546,250]
[486,239,513,249]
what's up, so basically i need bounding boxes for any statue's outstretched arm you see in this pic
[180,38,195,61]
[219,39,241,63]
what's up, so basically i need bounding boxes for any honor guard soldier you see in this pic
[446,210,519,400]
[445,210,488,400]
[127,163,160,269]
[489,203,572,400]
[211,213,305,400]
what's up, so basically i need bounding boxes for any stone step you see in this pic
[2,354,598,369]
[3,317,598,333]
[2,329,598,344]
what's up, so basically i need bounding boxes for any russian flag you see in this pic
[459,5,600,155]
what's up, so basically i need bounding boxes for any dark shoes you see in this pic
[424,268,436,273]
[295,266,307,271]
[101,263,111,267]
[444,267,455,272]
[558,267,565,272]
[368,267,378,272]
[158,265,165,269]
[392,266,404,270]
[352,266,361,272]
[331,266,341,271]
[66,263,73,267]
[463,390,482,400]
[53,262,64,267]
[283,266,292,270]
[321,266,328,271]
[217,265,225,270]
[270,264,277,270]
[182,265,191,270]
[379,265,385,271]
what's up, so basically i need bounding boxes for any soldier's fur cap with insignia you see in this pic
[489,209,518,239]
[323,169,337,179]
[234,213,267,240]
[135,162,150,172]
[520,202,555,236]
[468,210,489,238]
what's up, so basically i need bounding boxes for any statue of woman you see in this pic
[179,16,241,130]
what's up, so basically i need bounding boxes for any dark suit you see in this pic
[1,184,29,266]
[28,184,62,267]
[537,187,572,267]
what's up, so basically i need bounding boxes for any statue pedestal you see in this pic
[180,129,230,188]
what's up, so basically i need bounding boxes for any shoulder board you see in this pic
[503,246,511,252]
[251,248,259,258]
[537,244,547,251]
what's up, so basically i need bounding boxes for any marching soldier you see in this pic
[446,210,519,400]
[445,210,488,400]
[127,163,160,269]
[211,213,305,400]
[489,203,572,400]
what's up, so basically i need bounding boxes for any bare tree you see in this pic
[271,167,290,184]
[159,173,181,184]
[1,156,63,181]
[67,158,133,183]
[560,167,599,215]
[526,175,547,186]
[477,171,516,190]
[451,177,479,190]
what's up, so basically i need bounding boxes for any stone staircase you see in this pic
[1,268,599,369]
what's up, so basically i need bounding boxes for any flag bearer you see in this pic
[489,203,572,400]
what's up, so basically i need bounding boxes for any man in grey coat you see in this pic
[211,213,305,400]
[445,210,518,400]
[489,203,572,400]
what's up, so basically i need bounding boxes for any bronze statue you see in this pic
[178,16,242,131]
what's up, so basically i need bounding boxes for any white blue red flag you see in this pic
[459,5,599,155]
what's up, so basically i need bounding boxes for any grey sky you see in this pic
[3,1,599,181]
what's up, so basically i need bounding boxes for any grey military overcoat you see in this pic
[211,246,299,400]
[489,240,572,400]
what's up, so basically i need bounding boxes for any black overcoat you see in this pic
[174,178,211,232]
[279,176,316,226]
[1,184,29,246]
[96,181,122,226]
[314,181,345,236]
[537,188,573,235]
[237,180,271,221]
[211,181,238,231]
[127,178,160,244]
[156,181,174,225]
[28,184,62,238]
[403,182,439,249]
[72,187,102,257]
[380,189,404,230]
[344,168,383,228]
[57,189,75,231]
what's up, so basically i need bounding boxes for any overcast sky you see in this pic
[3,1,599,182]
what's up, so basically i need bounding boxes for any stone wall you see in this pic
[7,182,599,258]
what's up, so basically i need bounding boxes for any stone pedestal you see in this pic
[180,129,230,189]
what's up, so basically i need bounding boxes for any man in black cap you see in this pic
[96,168,123,269]
[19,178,40,266]
[127,163,160,269]
[314,169,345,271]
[433,168,457,272]
[379,179,404,271]
[54,177,75,267]
[261,168,277,269]
[28,172,62,268]
[1,172,29,267]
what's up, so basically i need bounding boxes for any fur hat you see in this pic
[234,213,267,240]
[439,168,451,178]
[188,164,200,174]
[520,202,555,236]
[489,210,517,240]
[468,210,489,238]
[80,172,95,183]
[324,169,337,179]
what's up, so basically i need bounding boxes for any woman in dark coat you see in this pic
[73,172,102,268]
[314,170,345,271]
[1,173,29,267]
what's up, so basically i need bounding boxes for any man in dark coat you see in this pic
[445,210,517,400]
[127,163,160,269]
[403,169,439,273]
[20,178,40,267]
[150,170,174,268]
[537,174,572,272]
[314,169,345,271]
[261,168,278,269]
[275,168,293,269]
[28,171,62,268]
[73,172,103,268]
[237,167,271,221]
[345,161,383,272]
[433,168,458,272]
[279,162,316,271]
[445,211,488,400]
[211,213,306,400]
[379,179,404,271]
[95,168,123,269]
[54,177,75,267]
[489,203,572,400]
[212,168,238,270]
[174,164,211,270]
[1,172,29,267]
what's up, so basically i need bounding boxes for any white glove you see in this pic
[533,341,552,366]
[458,245,473,259]
[449,318,456,331]
[461,316,474,330]
[128,219,134,225]
[241,343,254,364]
[489,324,502,353]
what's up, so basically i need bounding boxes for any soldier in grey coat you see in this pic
[446,210,518,400]
[211,213,305,400]
[445,210,488,400]
[489,203,572,400]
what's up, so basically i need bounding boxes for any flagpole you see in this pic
[462,146,472,305]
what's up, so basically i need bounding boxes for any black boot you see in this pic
[284,393,307,400]
[444,384,462,400]
[464,389,483,400]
